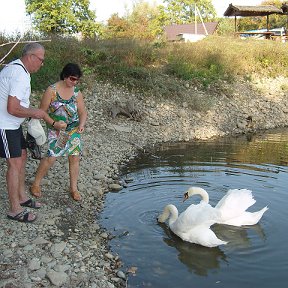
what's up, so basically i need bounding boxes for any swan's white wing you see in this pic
[215,189,256,221]
[179,224,227,248]
[171,202,219,234]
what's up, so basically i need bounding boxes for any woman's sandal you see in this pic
[30,184,41,198]
[20,198,42,209]
[7,209,37,223]
[70,190,81,201]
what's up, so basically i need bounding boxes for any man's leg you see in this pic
[6,155,36,221]
[6,156,23,213]
[18,148,28,202]
[1,127,36,220]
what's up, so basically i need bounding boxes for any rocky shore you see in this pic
[1,76,288,287]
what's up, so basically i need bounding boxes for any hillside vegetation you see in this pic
[1,35,288,99]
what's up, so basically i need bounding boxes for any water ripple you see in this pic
[101,130,288,288]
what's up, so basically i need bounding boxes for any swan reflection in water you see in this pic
[158,222,226,276]
[158,222,266,276]
[213,222,266,251]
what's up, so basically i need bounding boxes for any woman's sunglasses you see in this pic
[68,76,80,83]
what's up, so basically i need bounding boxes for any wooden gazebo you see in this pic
[224,4,283,32]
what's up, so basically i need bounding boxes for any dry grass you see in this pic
[1,34,288,103]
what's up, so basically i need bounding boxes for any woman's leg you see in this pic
[68,155,81,200]
[30,156,56,197]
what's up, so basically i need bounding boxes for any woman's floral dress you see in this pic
[46,84,82,157]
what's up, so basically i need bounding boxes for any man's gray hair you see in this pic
[22,42,44,56]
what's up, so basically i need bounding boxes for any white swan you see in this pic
[183,187,268,227]
[157,203,227,248]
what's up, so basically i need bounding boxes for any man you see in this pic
[0,42,47,222]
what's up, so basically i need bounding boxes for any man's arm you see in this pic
[7,96,47,119]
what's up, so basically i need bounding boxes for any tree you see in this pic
[127,0,163,39]
[25,0,101,37]
[149,5,170,38]
[103,0,164,40]
[163,0,216,24]
[260,0,287,29]
[104,13,130,39]
[216,18,236,35]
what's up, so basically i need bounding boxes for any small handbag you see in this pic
[27,118,46,145]
[26,131,42,160]
[26,118,46,160]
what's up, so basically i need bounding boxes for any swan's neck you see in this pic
[163,204,178,225]
[168,206,178,225]
[189,187,209,203]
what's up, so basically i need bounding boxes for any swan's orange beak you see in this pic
[183,192,189,202]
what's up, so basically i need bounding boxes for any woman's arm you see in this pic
[40,86,67,130]
[76,91,87,133]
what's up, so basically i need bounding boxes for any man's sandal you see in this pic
[7,209,37,223]
[30,185,41,198]
[20,198,42,209]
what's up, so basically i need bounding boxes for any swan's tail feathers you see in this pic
[182,225,228,248]
[194,238,228,248]
[203,236,228,248]
[249,206,268,225]
[221,206,268,226]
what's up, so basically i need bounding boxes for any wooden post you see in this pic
[196,5,208,35]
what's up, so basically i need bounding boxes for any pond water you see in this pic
[100,129,288,288]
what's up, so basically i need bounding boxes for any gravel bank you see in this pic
[1,76,288,287]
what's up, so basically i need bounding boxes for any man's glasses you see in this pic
[68,76,80,83]
[32,54,44,64]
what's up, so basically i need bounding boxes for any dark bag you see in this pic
[26,132,42,160]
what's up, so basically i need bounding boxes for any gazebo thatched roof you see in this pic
[224,4,284,32]
[224,4,283,17]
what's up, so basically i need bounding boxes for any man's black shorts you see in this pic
[0,126,27,158]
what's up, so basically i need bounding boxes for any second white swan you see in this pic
[183,187,268,227]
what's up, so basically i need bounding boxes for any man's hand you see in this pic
[32,108,47,119]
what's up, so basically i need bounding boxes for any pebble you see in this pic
[117,270,126,280]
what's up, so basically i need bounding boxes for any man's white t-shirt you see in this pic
[0,59,31,129]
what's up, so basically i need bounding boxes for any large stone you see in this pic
[46,270,68,287]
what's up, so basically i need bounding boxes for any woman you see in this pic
[30,63,87,201]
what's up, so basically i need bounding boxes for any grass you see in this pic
[1,34,288,103]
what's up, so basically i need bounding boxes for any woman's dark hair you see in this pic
[60,63,82,80]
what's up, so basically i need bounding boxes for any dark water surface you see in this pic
[100,129,288,288]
